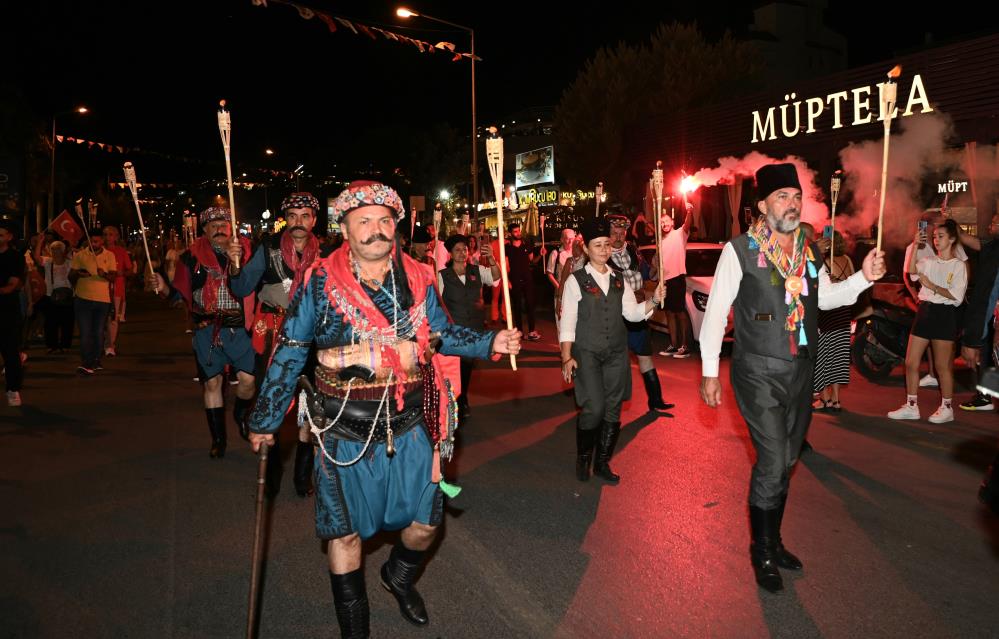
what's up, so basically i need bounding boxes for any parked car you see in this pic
[639,242,734,343]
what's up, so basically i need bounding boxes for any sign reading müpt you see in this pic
[751,74,933,143]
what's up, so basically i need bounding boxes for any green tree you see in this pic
[555,22,761,201]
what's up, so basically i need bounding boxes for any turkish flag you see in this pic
[51,210,84,246]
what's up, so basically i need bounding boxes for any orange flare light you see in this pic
[679,175,700,194]
[887,65,902,79]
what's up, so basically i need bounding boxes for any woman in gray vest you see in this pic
[560,218,665,484]
[437,234,501,417]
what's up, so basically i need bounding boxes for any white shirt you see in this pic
[904,241,967,281]
[437,264,499,291]
[659,225,690,280]
[547,247,573,276]
[916,256,967,306]
[699,242,873,377]
[558,263,654,343]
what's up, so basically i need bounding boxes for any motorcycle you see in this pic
[852,293,915,381]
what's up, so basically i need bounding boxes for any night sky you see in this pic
[2,0,991,176]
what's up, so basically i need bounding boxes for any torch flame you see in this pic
[887,65,902,79]
[679,175,700,194]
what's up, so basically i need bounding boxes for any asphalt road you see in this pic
[2,295,998,638]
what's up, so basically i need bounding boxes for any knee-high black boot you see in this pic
[205,407,227,458]
[330,569,370,639]
[775,493,803,570]
[575,425,597,482]
[641,369,675,412]
[380,542,429,626]
[593,421,621,484]
[293,441,314,497]
[749,505,784,593]
[233,396,252,441]
[980,451,999,515]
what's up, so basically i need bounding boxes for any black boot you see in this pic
[293,441,314,497]
[265,438,282,499]
[233,396,252,441]
[575,426,597,482]
[749,505,784,593]
[380,543,429,626]
[775,493,803,570]
[205,407,227,458]
[641,369,675,412]
[593,421,621,484]
[329,569,370,639]
[979,451,999,516]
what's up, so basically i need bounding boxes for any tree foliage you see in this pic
[554,22,761,200]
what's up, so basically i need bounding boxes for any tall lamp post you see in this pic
[49,106,89,226]
[396,7,478,221]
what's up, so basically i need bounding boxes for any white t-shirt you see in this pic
[916,256,968,306]
[546,248,573,276]
[659,225,689,280]
[904,241,967,281]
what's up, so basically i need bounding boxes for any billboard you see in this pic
[515,146,554,189]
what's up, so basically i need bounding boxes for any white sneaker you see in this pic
[919,374,939,388]
[6,391,21,407]
[659,345,677,357]
[888,403,920,420]
[928,405,954,424]
[673,346,692,359]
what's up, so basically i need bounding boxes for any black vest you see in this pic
[439,266,485,329]
[730,233,820,361]
[572,269,627,353]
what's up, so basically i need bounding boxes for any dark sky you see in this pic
[2,0,991,176]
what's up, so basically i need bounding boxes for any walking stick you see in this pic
[123,162,160,293]
[485,127,517,371]
[217,100,241,267]
[246,442,270,638]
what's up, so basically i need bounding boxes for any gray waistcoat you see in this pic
[572,269,627,353]
[440,266,485,328]
[729,233,819,361]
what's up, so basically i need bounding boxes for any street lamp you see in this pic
[397,7,478,219]
[49,105,89,225]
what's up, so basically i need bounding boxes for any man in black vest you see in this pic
[699,164,886,593]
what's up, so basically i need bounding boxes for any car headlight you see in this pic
[692,290,709,312]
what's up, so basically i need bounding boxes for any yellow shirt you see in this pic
[72,249,117,303]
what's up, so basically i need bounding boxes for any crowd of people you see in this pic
[3,164,998,636]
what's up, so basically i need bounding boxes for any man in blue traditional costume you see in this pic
[246,180,522,638]
[699,164,886,593]
[231,192,331,497]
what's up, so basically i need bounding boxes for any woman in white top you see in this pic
[559,217,664,484]
[41,240,75,352]
[889,219,968,424]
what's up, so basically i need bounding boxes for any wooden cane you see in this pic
[485,128,517,370]
[246,442,269,638]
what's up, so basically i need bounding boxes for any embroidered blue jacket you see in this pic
[248,265,496,434]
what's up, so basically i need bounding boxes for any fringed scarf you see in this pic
[189,235,253,314]
[280,231,319,295]
[747,218,817,355]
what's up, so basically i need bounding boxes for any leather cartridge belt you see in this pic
[259,302,287,316]
[319,383,425,443]
[192,311,244,329]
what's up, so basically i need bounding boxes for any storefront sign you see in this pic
[937,180,969,194]
[751,74,934,144]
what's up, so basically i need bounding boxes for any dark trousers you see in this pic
[510,277,536,333]
[459,357,474,406]
[0,310,24,392]
[43,298,75,349]
[75,298,111,368]
[731,352,814,509]
[573,345,631,430]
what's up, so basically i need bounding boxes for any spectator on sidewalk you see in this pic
[657,202,694,358]
[70,229,117,375]
[0,221,25,406]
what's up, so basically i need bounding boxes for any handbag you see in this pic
[51,287,73,306]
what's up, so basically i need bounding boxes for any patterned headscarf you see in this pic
[280,192,320,213]
[330,180,405,224]
[199,206,230,226]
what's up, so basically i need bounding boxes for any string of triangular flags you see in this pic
[251,0,481,63]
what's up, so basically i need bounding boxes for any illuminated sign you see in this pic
[751,74,933,144]
[937,180,969,194]
[515,146,555,188]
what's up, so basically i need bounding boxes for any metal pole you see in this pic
[49,117,56,224]
[471,28,478,223]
